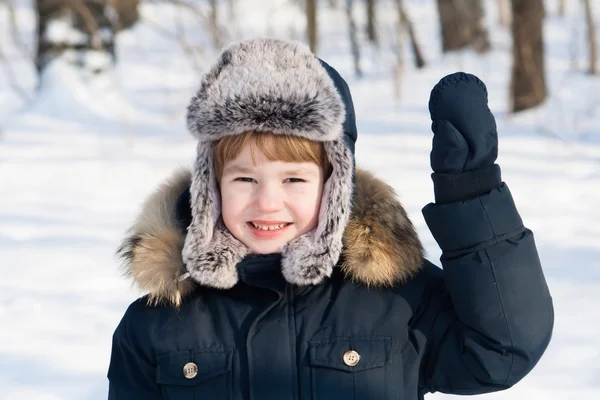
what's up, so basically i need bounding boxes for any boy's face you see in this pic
[220,142,325,254]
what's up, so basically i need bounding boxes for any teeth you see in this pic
[251,222,288,231]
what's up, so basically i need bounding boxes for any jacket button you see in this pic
[343,350,360,367]
[183,362,198,379]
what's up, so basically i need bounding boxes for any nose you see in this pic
[255,182,284,213]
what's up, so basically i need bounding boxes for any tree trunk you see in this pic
[393,0,406,102]
[366,0,378,45]
[307,0,318,53]
[510,0,547,112]
[498,0,511,26]
[346,0,362,77]
[558,0,566,16]
[110,0,139,31]
[466,0,490,53]
[583,0,597,75]
[437,0,488,53]
[35,0,139,74]
[209,0,224,49]
[397,0,426,68]
[436,0,472,52]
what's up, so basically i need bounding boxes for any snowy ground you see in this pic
[1,0,599,399]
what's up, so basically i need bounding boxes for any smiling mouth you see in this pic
[248,221,292,231]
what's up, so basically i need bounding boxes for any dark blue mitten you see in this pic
[428,72,502,204]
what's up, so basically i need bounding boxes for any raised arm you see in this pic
[418,73,554,395]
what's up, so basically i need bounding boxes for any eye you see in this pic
[234,177,255,183]
[285,178,306,183]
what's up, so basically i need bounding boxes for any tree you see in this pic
[366,0,377,45]
[436,0,489,53]
[346,0,362,77]
[466,0,490,53]
[306,0,318,52]
[558,0,566,16]
[396,0,425,69]
[112,0,139,31]
[582,0,597,75]
[498,0,511,27]
[208,0,224,49]
[437,0,470,51]
[510,0,547,112]
[35,0,139,76]
[392,0,426,102]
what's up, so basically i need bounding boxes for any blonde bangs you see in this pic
[214,131,331,180]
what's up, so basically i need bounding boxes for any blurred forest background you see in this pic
[1,0,598,115]
[1,2,600,399]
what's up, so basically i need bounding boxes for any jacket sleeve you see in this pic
[419,183,554,395]
[107,302,162,400]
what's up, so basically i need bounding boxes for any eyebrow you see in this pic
[223,165,318,176]
[223,165,255,175]
[283,168,318,176]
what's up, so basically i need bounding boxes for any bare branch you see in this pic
[306,0,317,52]
[141,15,206,72]
[68,0,104,50]
[152,0,211,25]
[498,0,511,26]
[582,0,597,74]
[152,0,236,48]
[558,0,566,16]
[346,0,361,77]
[392,0,405,101]
[397,0,426,68]
[106,0,123,32]
[6,0,34,61]
[208,0,223,49]
[366,0,378,46]
[0,42,31,102]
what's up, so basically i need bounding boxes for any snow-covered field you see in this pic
[1,0,599,399]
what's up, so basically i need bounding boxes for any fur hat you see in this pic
[182,38,356,288]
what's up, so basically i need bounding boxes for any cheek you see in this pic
[220,185,247,225]
[292,184,323,222]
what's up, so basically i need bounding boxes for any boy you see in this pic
[108,38,553,399]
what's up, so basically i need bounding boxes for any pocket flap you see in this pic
[309,337,391,372]
[156,349,232,386]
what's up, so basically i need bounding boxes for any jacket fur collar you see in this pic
[117,167,424,307]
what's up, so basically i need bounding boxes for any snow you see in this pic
[1,0,599,399]
[46,18,89,46]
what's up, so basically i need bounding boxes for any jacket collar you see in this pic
[117,167,424,307]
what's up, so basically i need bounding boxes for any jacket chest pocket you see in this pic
[309,337,392,400]
[156,349,232,400]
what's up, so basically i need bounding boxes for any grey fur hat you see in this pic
[182,38,357,288]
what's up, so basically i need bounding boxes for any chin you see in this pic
[249,246,283,255]
[247,240,288,255]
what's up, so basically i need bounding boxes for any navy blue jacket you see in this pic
[107,167,553,399]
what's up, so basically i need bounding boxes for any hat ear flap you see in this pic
[281,138,354,285]
[182,142,247,289]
